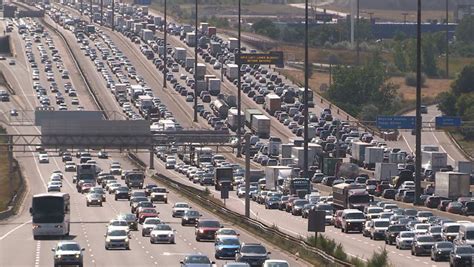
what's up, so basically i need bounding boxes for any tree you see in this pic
[456,15,474,44]
[359,104,379,121]
[456,93,474,119]
[251,18,280,39]
[422,35,439,76]
[437,91,457,116]
[393,41,407,72]
[452,64,474,96]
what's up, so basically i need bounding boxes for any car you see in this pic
[215,235,240,259]
[135,201,156,216]
[138,208,159,223]
[370,219,390,240]
[150,224,176,244]
[114,186,130,200]
[235,243,270,267]
[10,109,18,116]
[195,219,222,241]
[182,210,202,226]
[97,150,109,159]
[107,219,129,233]
[223,263,250,267]
[172,202,191,218]
[8,59,16,65]
[47,181,62,192]
[449,245,473,267]
[104,229,130,250]
[413,223,430,235]
[141,217,162,237]
[384,224,407,245]
[442,223,460,242]
[396,231,415,250]
[215,228,239,239]
[430,241,453,261]
[110,164,122,176]
[150,187,168,203]
[263,260,289,267]
[62,152,73,162]
[180,254,215,267]
[86,193,103,207]
[144,184,158,196]
[428,225,443,241]
[411,235,435,256]
[52,241,84,267]
[340,209,365,233]
[130,196,149,212]
[39,154,49,163]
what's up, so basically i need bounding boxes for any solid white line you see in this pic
[0,220,32,240]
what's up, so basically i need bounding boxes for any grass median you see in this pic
[0,127,22,211]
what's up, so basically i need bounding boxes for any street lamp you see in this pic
[193,0,198,123]
[414,0,422,205]
[445,0,449,78]
[236,0,242,157]
[163,0,167,88]
[303,0,309,178]
[356,0,360,65]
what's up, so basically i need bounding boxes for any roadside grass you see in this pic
[449,132,474,159]
[0,127,21,211]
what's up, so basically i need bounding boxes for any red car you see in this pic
[81,183,93,194]
[195,219,221,241]
[138,208,159,223]
[332,210,343,228]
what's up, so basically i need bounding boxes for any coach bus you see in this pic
[30,193,70,239]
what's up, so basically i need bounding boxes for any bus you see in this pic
[298,87,314,107]
[30,193,71,239]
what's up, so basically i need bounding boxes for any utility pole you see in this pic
[111,0,115,31]
[100,0,103,26]
[163,0,167,88]
[445,0,449,78]
[356,0,360,65]
[80,0,83,15]
[236,0,242,157]
[414,0,422,205]
[89,0,92,23]
[303,0,309,178]
[402,12,408,24]
[193,0,198,123]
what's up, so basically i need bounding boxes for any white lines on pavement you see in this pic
[0,219,32,240]
[34,241,41,267]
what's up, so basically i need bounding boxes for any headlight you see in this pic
[75,254,80,258]
[164,195,167,198]
[55,225,63,228]
[125,238,129,242]
[199,229,204,233]
[55,255,61,259]
[168,233,173,237]
[98,200,101,202]
[33,224,40,229]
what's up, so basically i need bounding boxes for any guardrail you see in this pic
[154,172,353,267]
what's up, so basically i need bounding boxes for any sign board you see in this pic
[435,116,462,129]
[308,210,326,232]
[376,116,416,129]
[237,51,283,67]
[220,187,229,200]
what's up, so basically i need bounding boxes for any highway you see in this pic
[0,16,303,267]
[1,2,473,267]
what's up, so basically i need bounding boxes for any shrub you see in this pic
[405,72,426,87]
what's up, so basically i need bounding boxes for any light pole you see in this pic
[111,0,115,31]
[445,0,449,78]
[356,0,360,65]
[414,0,422,205]
[80,0,83,15]
[193,0,198,123]
[236,0,242,157]
[100,0,103,26]
[402,12,408,24]
[303,0,309,178]
[89,0,92,23]
[163,0,167,88]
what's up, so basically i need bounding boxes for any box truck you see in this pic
[435,172,471,199]
[251,115,271,138]
[374,163,398,181]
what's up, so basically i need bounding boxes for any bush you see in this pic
[404,72,426,87]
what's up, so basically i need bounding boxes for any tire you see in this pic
[86,203,89,207]
[396,244,399,249]
[215,254,219,259]
[341,227,344,233]
[33,235,38,240]
[370,234,373,240]
[196,236,200,242]
[142,231,145,237]
[105,246,109,250]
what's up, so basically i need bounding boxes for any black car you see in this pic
[117,213,138,231]
[144,184,158,196]
[181,210,202,226]
[115,187,130,200]
[384,224,407,245]
[412,235,435,256]
[264,197,280,210]
[235,243,270,267]
[430,241,453,262]
[449,245,473,267]
[61,152,72,162]
[462,201,474,216]
[382,189,396,199]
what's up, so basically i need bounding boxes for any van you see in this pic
[453,223,474,246]
[341,209,365,233]
[442,223,460,242]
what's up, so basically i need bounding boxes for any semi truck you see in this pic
[332,183,370,211]
[350,142,372,166]
[215,167,234,191]
[323,157,343,176]
[265,166,292,191]
[211,99,229,119]
[264,94,281,116]
[363,147,384,170]
[251,115,271,138]
[282,178,311,198]
[421,151,448,171]
[226,108,244,131]
[245,109,262,127]
[435,172,471,200]
[374,163,398,181]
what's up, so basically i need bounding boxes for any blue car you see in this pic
[214,236,241,259]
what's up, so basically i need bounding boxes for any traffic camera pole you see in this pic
[100,0,103,26]
[236,0,242,157]
[163,0,167,88]
[89,0,92,23]
[303,0,309,178]
[111,0,115,31]
[414,0,422,205]
[193,0,198,123]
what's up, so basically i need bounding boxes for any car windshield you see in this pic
[457,246,474,254]
[186,255,210,264]
[110,221,127,226]
[220,238,240,246]
[133,197,148,203]
[417,236,435,242]
[389,225,406,232]
[374,221,390,227]
[294,200,309,207]
[368,208,383,214]
[89,193,101,198]
[404,209,417,216]
[450,202,463,207]
[153,224,172,231]
[466,231,474,240]
[142,209,156,213]
[437,242,453,249]
[445,225,460,233]
[400,232,415,238]
[418,211,433,217]
[241,245,267,254]
[139,202,154,207]
[176,203,189,208]
[108,230,127,236]
[416,224,429,230]
[316,204,332,211]
[58,243,80,251]
[430,227,442,233]
[119,214,136,220]
[265,263,290,267]
[91,188,104,193]
[219,229,237,235]
[199,220,220,228]
[346,212,365,219]
[185,211,200,217]
[145,218,161,225]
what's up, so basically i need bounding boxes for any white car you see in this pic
[65,162,76,172]
[172,202,191,218]
[149,224,176,244]
[104,229,129,250]
[49,177,62,187]
[47,181,62,192]
[52,241,84,267]
[396,231,415,250]
[38,154,49,163]
[413,223,430,235]
[263,260,289,267]
[107,219,130,233]
[141,217,161,237]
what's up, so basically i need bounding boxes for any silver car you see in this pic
[52,241,84,267]
[104,229,130,250]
